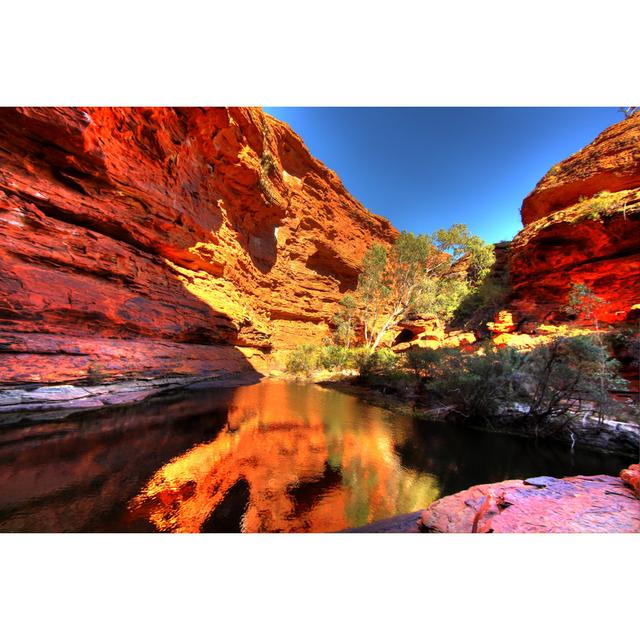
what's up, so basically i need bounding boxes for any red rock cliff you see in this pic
[0,108,396,383]
[506,114,640,328]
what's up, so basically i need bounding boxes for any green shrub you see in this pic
[404,336,627,432]
[519,335,628,430]
[354,347,399,377]
[575,191,627,222]
[404,347,442,384]
[424,344,525,421]
[452,273,509,329]
[317,345,353,370]
[285,344,318,377]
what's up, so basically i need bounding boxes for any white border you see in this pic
[2,1,639,106]
[1,2,638,638]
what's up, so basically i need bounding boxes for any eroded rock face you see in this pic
[418,471,640,533]
[0,108,395,383]
[521,114,640,225]
[502,114,640,332]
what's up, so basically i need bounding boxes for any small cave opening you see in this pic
[393,328,418,346]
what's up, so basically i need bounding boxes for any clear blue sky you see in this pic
[263,107,621,244]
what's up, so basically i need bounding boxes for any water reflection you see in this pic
[0,380,631,532]
[128,382,440,532]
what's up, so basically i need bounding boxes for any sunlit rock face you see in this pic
[418,472,640,533]
[521,114,640,225]
[504,115,640,330]
[0,108,396,383]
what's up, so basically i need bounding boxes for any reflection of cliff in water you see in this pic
[0,390,235,532]
[0,380,630,533]
[128,382,440,532]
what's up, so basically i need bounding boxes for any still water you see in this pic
[0,379,630,533]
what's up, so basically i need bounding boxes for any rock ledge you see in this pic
[418,467,640,533]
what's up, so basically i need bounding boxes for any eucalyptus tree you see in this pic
[341,224,494,350]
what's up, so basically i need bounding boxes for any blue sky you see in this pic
[264,107,621,244]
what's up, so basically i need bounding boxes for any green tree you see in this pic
[519,335,626,434]
[432,223,495,285]
[414,336,626,433]
[332,294,357,348]
[285,344,318,378]
[356,243,389,348]
[367,232,443,349]
[563,283,611,422]
[340,225,495,349]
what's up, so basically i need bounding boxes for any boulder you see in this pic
[418,473,640,533]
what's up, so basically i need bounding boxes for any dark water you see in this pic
[0,379,631,533]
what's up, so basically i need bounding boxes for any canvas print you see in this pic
[0,106,638,533]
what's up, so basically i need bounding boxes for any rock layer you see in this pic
[0,108,395,384]
[418,470,640,533]
[521,113,640,225]
[505,114,640,329]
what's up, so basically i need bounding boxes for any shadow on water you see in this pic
[0,380,632,533]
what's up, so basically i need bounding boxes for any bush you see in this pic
[404,347,442,385]
[285,344,318,377]
[424,344,525,421]
[576,191,627,222]
[403,336,627,432]
[452,274,509,329]
[285,344,361,376]
[354,347,399,378]
[317,345,353,370]
[519,335,627,430]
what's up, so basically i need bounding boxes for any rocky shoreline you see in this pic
[0,371,261,427]
[347,465,640,533]
[5,371,636,458]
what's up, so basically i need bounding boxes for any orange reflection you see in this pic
[128,381,440,532]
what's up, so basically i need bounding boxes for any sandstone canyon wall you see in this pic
[503,113,640,330]
[0,108,395,384]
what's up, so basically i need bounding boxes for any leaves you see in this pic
[335,224,495,348]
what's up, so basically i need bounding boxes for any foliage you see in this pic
[562,283,618,423]
[575,191,627,222]
[451,267,509,328]
[607,325,640,410]
[338,224,495,350]
[419,276,471,324]
[350,347,399,377]
[564,282,604,321]
[608,327,640,367]
[331,294,357,348]
[366,348,399,375]
[404,346,444,385]
[317,345,352,370]
[285,344,319,378]
[432,223,495,284]
[619,107,639,119]
[518,335,627,431]
[401,335,627,432]
[423,344,526,422]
